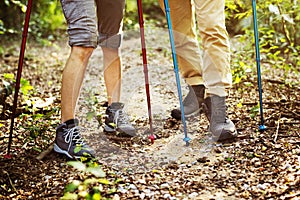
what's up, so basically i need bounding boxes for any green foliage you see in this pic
[0,0,27,35]
[0,0,65,41]
[226,0,300,85]
[250,104,260,119]
[19,106,58,140]
[82,89,101,122]
[1,0,162,40]
[30,1,65,39]
[20,78,33,96]
[0,19,5,34]
[4,0,26,11]
[2,73,33,97]
[124,0,164,31]
[1,73,59,141]
[62,160,118,199]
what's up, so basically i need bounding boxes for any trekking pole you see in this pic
[163,0,190,146]
[251,0,266,131]
[7,0,33,157]
[137,0,155,143]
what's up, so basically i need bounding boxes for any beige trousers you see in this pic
[159,0,232,96]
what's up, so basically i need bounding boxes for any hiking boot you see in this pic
[171,85,205,120]
[104,102,136,136]
[54,119,95,159]
[202,95,237,141]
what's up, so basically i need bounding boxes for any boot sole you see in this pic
[104,124,136,137]
[54,143,77,159]
[54,143,94,160]
[211,130,238,142]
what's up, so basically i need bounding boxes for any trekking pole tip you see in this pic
[259,125,267,132]
[148,135,156,144]
[183,137,191,146]
[4,154,12,159]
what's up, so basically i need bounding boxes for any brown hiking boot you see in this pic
[171,85,205,120]
[202,95,237,141]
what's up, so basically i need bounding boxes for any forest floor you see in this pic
[0,27,299,199]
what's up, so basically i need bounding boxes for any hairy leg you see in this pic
[61,46,94,122]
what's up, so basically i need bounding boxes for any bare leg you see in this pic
[61,46,94,122]
[102,47,121,105]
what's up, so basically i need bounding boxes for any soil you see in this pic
[0,27,299,199]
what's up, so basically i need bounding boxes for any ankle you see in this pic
[191,85,205,98]
[63,118,78,125]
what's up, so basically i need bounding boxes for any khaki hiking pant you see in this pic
[158,0,232,97]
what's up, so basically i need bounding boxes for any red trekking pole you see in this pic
[137,0,155,143]
[6,0,33,158]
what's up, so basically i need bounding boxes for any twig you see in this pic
[3,170,17,193]
[274,114,281,143]
[242,100,300,106]
[282,121,300,125]
[36,143,54,160]
[265,79,285,85]
[290,109,300,118]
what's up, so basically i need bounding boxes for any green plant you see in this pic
[62,160,119,200]
[0,0,65,43]
[226,0,300,86]
[0,19,5,35]
[30,0,65,39]
[1,73,58,142]
[124,0,164,31]
[250,104,260,120]
[0,0,27,36]
[82,90,100,122]
[2,73,33,99]
[3,0,26,11]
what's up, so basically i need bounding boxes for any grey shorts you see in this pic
[60,0,125,48]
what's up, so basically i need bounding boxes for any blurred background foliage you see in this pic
[0,0,299,78]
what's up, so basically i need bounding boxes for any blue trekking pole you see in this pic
[252,0,266,131]
[163,0,190,146]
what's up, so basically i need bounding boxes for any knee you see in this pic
[72,46,94,60]
[101,47,120,58]
[99,34,122,49]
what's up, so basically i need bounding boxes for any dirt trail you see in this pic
[49,27,300,199]
[77,27,223,175]
[1,24,299,199]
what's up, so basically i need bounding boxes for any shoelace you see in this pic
[114,109,131,127]
[63,126,85,151]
